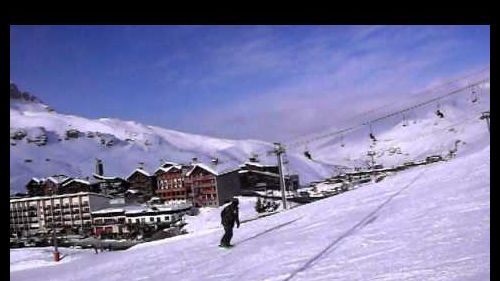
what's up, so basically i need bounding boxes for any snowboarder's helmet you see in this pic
[232,198,239,205]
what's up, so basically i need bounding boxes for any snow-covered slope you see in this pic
[9,83,334,194]
[10,140,490,280]
[10,78,489,195]
[290,80,490,170]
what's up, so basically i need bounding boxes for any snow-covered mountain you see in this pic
[10,77,490,195]
[10,83,336,194]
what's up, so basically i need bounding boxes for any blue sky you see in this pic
[10,25,489,141]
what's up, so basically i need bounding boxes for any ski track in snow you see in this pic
[10,144,490,281]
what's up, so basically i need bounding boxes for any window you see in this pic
[150,217,154,222]
[128,219,132,224]
[141,218,145,223]
[136,219,139,224]
[157,217,161,222]
[165,216,169,221]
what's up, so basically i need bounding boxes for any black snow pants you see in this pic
[220,225,234,246]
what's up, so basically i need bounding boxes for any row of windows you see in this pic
[161,191,188,197]
[127,216,171,224]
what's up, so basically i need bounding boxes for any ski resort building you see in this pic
[155,164,192,204]
[238,161,300,193]
[10,192,112,237]
[185,163,242,207]
[25,175,73,196]
[91,204,191,237]
[92,174,129,196]
[60,178,95,194]
[126,168,157,201]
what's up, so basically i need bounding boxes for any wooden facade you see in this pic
[127,169,156,198]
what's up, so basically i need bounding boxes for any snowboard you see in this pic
[218,244,234,249]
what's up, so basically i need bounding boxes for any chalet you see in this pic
[43,175,72,195]
[155,164,192,204]
[26,178,45,197]
[185,163,241,207]
[126,168,156,200]
[92,174,129,196]
[60,178,94,194]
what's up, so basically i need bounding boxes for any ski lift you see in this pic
[435,102,444,118]
[402,113,408,127]
[304,150,312,160]
[303,143,313,160]
[369,123,377,142]
[470,85,479,103]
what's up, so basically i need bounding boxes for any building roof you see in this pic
[92,174,125,181]
[185,162,240,177]
[10,192,113,203]
[240,161,277,168]
[161,161,180,168]
[29,177,43,183]
[154,165,182,175]
[47,175,72,185]
[91,204,189,216]
[62,178,91,186]
[126,168,151,180]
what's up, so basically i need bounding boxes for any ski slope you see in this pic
[10,142,490,280]
[10,83,334,194]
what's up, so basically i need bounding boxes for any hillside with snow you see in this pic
[10,76,490,195]
[10,137,490,280]
[10,83,336,194]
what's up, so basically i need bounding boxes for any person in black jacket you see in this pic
[220,198,240,247]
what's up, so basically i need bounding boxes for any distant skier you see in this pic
[220,198,240,248]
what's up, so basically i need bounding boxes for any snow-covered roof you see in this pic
[154,165,182,175]
[28,177,43,183]
[125,189,141,194]
[185,162,240,177]
[240,161,277,168]
[238,169,280,178]
[47,175,72,184]
[62,178,91,186]
[92,174,124,181]
[161,161,179,168]
[126,168,151,180]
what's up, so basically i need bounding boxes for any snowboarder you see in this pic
[220,198,240,248]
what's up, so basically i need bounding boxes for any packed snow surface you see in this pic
[10,143,490,280]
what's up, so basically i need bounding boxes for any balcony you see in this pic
[93,221,121,226]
